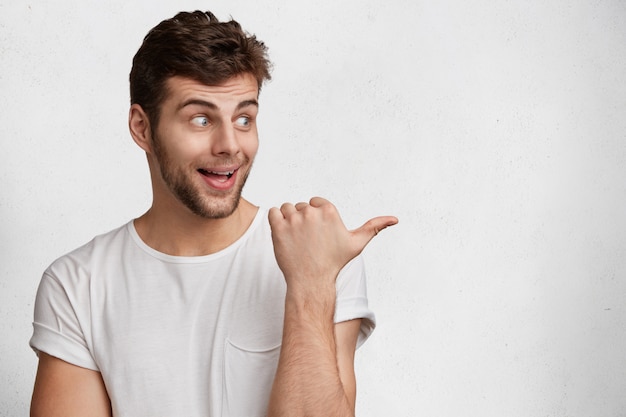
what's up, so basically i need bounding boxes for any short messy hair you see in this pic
[129,10,272,129]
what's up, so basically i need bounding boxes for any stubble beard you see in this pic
[152,133,252,219]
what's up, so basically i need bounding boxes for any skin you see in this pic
[131,74,262,255]
[31,73,397,416]
[267,198,397,416]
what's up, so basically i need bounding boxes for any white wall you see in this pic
[2,1,625,415]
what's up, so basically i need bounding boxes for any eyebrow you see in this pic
[178,99,259,112]
[236,99,259,111]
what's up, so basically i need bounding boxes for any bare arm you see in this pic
[268,294,361,416]
[267,197,397,416]
[335,319,362,411]
[31,353,112,417]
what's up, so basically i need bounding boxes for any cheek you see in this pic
[156,141,205,172]
[162,143,197,162]
[243,135,259,159]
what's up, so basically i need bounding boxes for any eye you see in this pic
[235,116,251,127]
[191,116,209,127]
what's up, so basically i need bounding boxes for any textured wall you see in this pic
[1,1,625,416]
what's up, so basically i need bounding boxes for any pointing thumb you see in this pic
[351,215,399,250]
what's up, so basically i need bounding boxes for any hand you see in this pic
[268,197,398,292]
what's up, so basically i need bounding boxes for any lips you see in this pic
[197,166,239,189]
[198,168,234,181]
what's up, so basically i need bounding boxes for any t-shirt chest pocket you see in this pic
[222,338,281,417]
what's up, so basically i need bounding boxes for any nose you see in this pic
[211,122,240,156]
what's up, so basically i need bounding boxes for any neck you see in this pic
[134,198,258,256]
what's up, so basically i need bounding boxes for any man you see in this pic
[29,10,397,417]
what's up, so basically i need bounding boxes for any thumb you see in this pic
[350,215,399,250]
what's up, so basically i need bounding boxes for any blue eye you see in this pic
[192,116,209,127]
[236,116,250,127]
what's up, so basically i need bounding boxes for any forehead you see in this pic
[163,74,259,107]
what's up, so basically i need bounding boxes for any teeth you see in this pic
[200,169,234,178]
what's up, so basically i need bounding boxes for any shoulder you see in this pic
[239,207,273,246]
[44,222,131,285]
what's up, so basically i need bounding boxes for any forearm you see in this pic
[266,199,396,415]
[267,285,355,417]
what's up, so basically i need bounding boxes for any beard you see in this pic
[152,132,252,219]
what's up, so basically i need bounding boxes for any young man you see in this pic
[29,11,397,417]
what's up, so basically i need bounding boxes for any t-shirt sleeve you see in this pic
[29,270,99,371]
[334,255,376,348]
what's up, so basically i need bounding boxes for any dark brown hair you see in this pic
[129,11,272,128]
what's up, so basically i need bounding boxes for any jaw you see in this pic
[176,160,253,219]
[147,143,255,220]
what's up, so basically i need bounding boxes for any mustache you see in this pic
[195,156,250,167]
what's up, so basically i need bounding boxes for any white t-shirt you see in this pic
[30,209,375,417]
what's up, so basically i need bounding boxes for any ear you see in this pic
[128,104,153,154]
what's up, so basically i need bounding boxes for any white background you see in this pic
[2,1,626,416]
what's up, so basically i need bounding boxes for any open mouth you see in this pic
[198,168,235,183]
[198,168,235,179]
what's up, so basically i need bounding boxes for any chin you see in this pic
[189,194,242,219]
